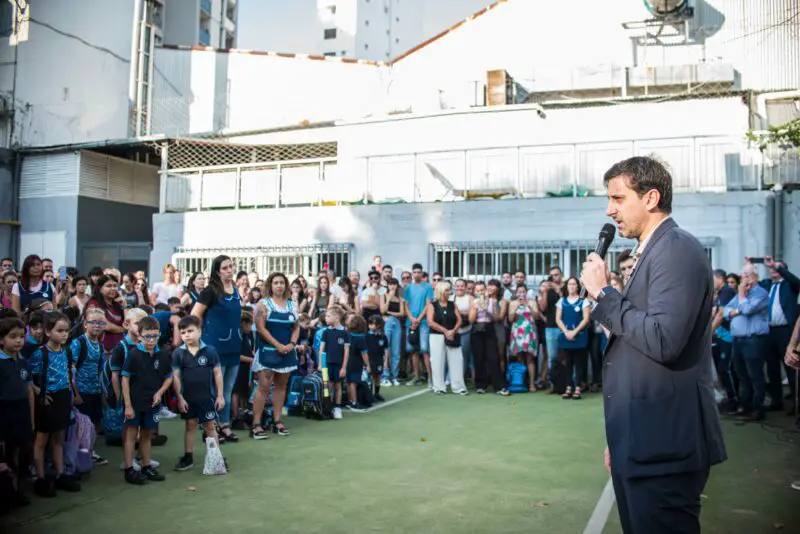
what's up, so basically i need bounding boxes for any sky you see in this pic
[237,0,492,55]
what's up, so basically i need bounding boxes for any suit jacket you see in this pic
[758,265,800,326]
[592,218,727,478]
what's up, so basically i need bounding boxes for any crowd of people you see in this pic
[1,249,798,506]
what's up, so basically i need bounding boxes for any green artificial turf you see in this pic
[5,389,799,534]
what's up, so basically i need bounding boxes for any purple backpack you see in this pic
[63,409,95,477]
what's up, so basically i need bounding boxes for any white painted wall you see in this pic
[150,191,777,279]
[152,47,390,135]
[0,0,135,148]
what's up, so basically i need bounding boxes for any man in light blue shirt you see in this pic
[723,264,769,421]
[404,263,433,386]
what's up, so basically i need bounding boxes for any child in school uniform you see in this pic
[172,315,225,471]
[231,310,255,431]
[318,306,348,420]
[296,313,312,372]
[28,311,81,497]
[0,316,34,506]
[71,308,107,465]
[121,316,172,485]
[20,310,44,361]
[345,315,370,412]
[366,315,389,402]
[105,308,146,449]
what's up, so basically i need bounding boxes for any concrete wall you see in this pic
[151,191,774,279]
[0,0,134,148]
[18,196,79,266]
[77,197,156,243]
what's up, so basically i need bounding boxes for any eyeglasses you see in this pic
[86,320,107,327]
[433,277,443,282]
[140,334,160,341]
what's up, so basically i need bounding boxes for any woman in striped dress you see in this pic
[250,272,300,439]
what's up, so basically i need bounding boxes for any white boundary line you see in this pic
[583,477,616,534]
[362,388,430,413]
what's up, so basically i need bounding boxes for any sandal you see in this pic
[220,427,239,442]
[562,387,573,399]
[572,388,583,400]
[272,421,290,436]
[250,426,268,440]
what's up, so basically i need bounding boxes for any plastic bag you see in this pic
[203,437,227,476]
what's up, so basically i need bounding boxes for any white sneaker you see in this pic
[332,407,342,420]
[159,406,178,419]
[392,379,401,387]
[380,378,392,387]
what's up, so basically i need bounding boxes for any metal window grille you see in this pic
[157,139,338,171]
[430,240,717,283]
[172,243,352,281]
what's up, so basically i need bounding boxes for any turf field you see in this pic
[5,387,800,534]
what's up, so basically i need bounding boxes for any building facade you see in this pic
[164,0,238,49]
[239,0,491,61]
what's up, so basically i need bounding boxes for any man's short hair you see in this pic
[713,269,727,280]
[603,156,673,214]
[618,249,633,265]
[412,263,423,271]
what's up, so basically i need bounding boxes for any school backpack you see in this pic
[301,371,333,420]
[356,382,374,408]
[549,355,568,395]
[100,340,129,408]
[36,346,74,401]
[507,363,528,393]
[63,409,95,478]
[102,405,124,446]
[286,374,305,416]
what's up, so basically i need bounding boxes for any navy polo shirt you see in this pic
[171,343,221,402]
[321,326,349,365]
[122,344,172,412]
[0,350,32,401]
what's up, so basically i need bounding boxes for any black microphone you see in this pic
[580,223,616,299]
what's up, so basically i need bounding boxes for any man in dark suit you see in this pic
[580,156,727,534]
[757,257,800,410]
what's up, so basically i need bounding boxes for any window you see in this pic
[324,28,337,39]
[395,37,399,43]
[0,1,12,38]
[327,5,336,15]
[365,43,369,49]
[323,51,336,56]
[365,19,369,26]
[396,16,400,22]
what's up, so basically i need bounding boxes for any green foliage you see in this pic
[747,118,800,151]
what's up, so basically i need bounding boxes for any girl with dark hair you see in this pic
[251,272,299,439]
[486,279,509,376]
[11,255,56,313]
[86,275,127,353]
[191,255,241,442]
[555,276,591,400]
[180,272,206,308]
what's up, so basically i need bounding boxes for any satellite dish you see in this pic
[643,0,690,17]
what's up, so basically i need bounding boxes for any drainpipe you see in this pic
[129,0,144,135]
[755,90,800,129]
[773,184,785,261]
[765,193,775,259]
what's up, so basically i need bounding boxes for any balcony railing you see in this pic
[161,135,773,213]
[200,0,212,15]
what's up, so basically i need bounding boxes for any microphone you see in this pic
[580,223,616,299]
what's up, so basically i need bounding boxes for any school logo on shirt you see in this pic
[198,355,207,366]
[337,338,344,345]
[288,313,296,322]
[205,411,215,421]
[153,359,160,370]
[42,293,49,299]
[378,340,384,347]
[20,368,28,380]
[153,412,160,423]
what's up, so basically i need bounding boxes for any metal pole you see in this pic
[159,143,168,213]
[128,0,143,136]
